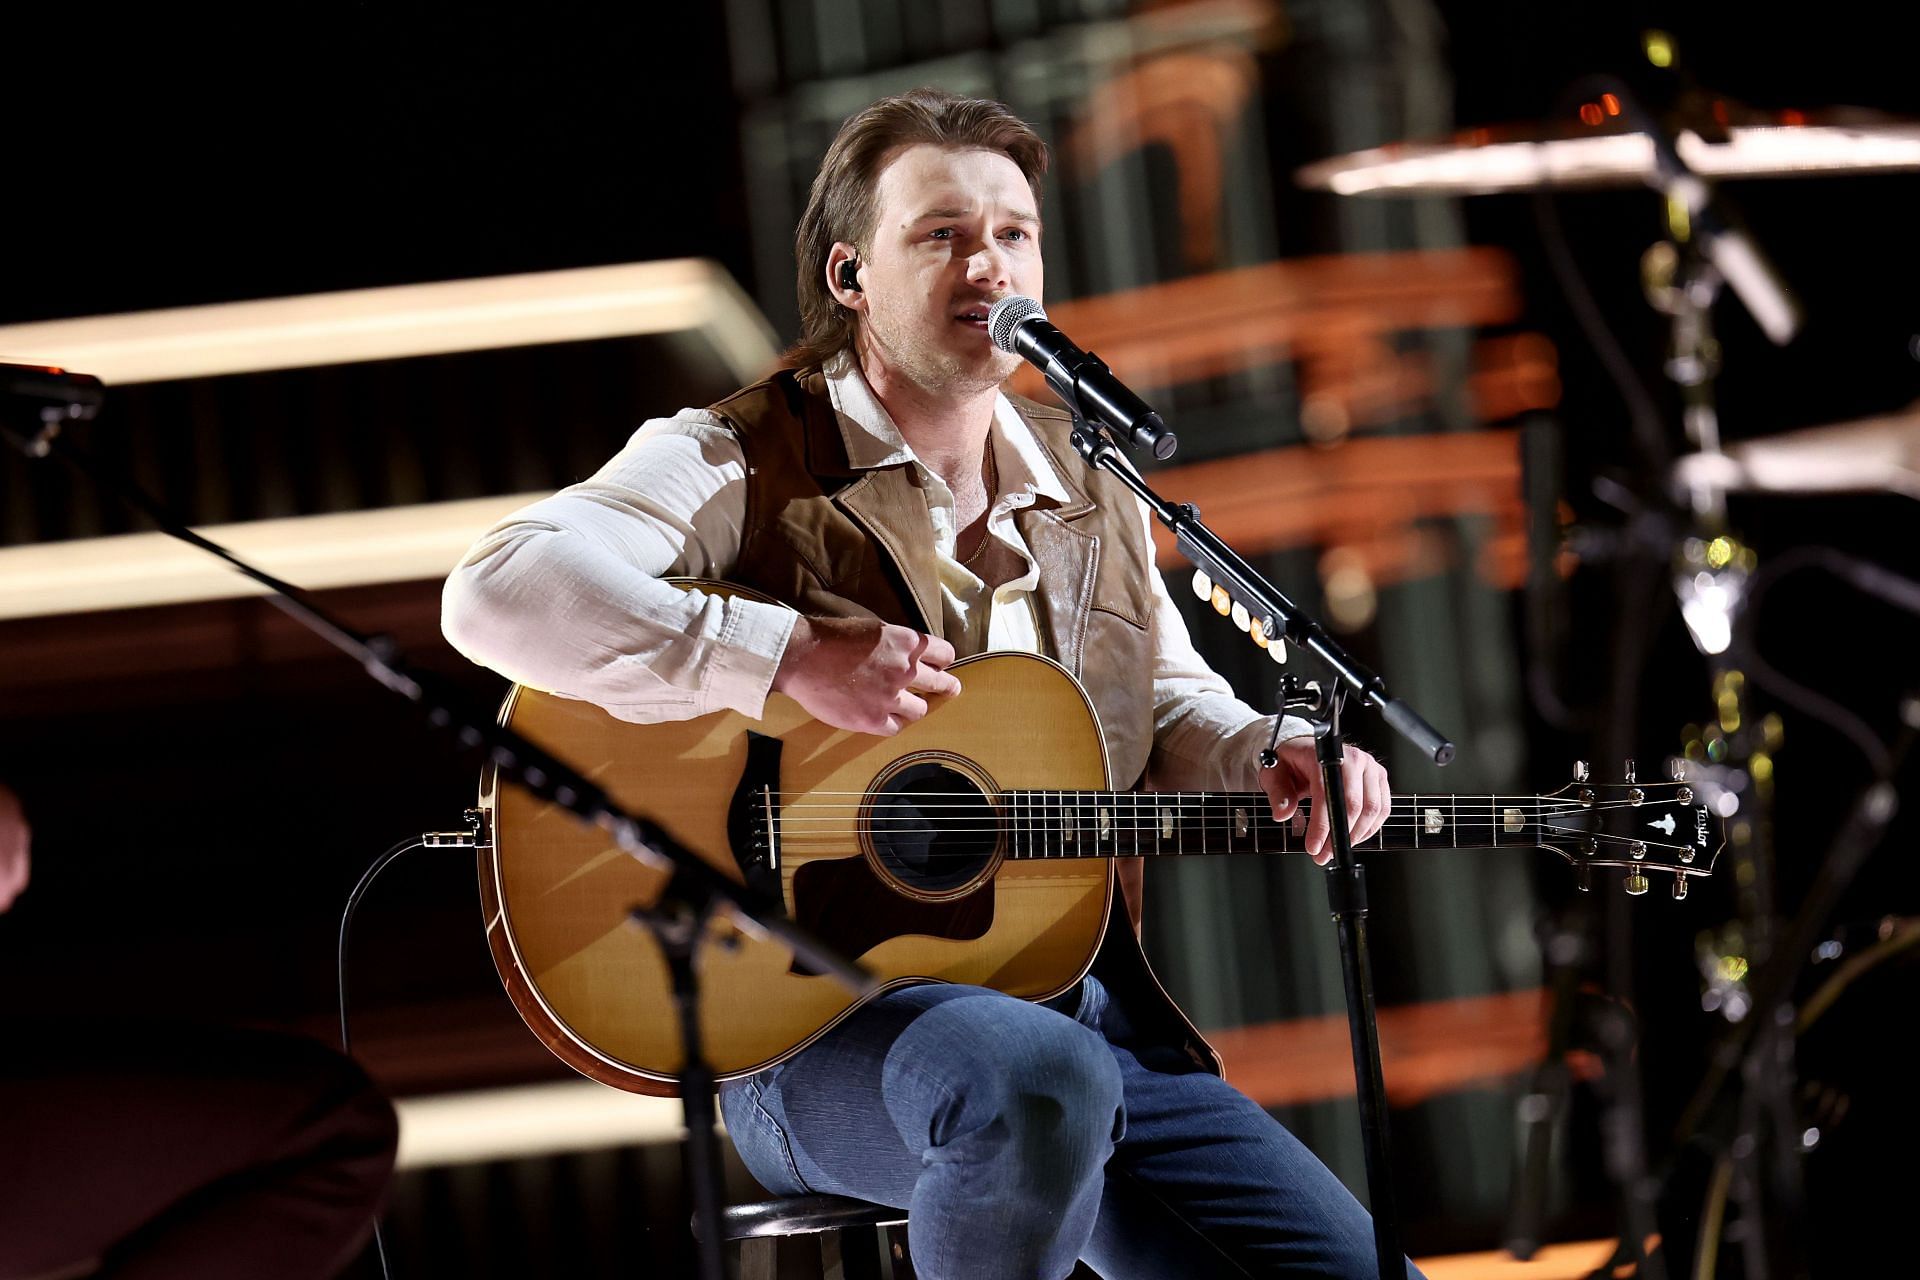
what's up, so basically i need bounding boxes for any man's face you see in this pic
[846,143,1043,398]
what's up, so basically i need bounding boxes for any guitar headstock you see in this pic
[1531,759,1726,898]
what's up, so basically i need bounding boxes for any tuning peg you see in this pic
[1623,872,1650,896]
[1672,875,1690,901]
[1576,864,1592,893]
[1625,758,1637,784]
[1670,758,1689,781]
[1573,760,1590,783]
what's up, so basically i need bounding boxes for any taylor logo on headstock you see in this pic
[1649,813,1677,835]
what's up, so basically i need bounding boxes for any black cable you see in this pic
[1736,546,1920,778]
[1532,189,1673,475]
[336,834,431,1280]
[1524,156,1677,738]
[338,834,430,1053]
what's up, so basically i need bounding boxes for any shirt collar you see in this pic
[823,353,1071,505]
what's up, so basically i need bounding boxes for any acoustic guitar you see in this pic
[477,581,1721,1096]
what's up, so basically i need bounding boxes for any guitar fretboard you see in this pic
[999,791,1539,858]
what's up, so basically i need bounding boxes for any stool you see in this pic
[715,1194,912,1280]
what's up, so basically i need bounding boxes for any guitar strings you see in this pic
[764,813,1703,857]
[763,799,1666,821]
[763,803,1672,825]
[762,789,1675,801]
[611,778,1706,858]
[760,841,1702,861]
[762,798,1604,813]
[759,796,1680,819]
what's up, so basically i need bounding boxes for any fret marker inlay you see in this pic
[1424,808,1444,836]
[1234,808,1250,838]
[1503,808,1524,833]
[1160,808,1175,840]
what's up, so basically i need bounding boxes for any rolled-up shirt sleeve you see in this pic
[1142,502,1314,792]
[441,411,797,723]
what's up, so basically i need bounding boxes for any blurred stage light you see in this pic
[0,260,779,618]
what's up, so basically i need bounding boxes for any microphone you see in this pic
[987,295,1178,459]
[2,362,105,422]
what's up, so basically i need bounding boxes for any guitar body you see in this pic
[480,602,1115,1097]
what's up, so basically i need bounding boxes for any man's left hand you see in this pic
[1258,737,1390,867]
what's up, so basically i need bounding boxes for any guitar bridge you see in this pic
[727,731,785,902]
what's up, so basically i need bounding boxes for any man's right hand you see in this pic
[772,616,962,735]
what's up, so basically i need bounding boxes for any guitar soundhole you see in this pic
[868,763,998,895]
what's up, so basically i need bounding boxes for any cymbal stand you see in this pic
[1635,110,1805,1280]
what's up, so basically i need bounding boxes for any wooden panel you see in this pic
[324,984,1568,1104]
[1008,250,1526,396]
[1416,1237,1661,1280]
[1145,429,1527,590]
[1211,988,1566,1108]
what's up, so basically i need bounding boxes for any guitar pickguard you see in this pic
[789,856,995,972]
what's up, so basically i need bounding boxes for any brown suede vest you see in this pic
[708,366,1220,1074]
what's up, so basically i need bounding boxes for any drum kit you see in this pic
[1297,62,1920,1280]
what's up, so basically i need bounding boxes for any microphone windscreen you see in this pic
[986,295,1046,353]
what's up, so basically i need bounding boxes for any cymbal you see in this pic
[1673,403,1920,499]
[1298,109,1920,196]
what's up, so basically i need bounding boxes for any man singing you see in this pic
[444,87,1416,1279]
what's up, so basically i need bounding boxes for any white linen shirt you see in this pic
[441,358,1306,792]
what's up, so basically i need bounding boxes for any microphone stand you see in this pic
[1,402,877,1280]
[1065,412,1454,1280]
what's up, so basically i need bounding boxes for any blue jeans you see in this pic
[719,976,1424,1279]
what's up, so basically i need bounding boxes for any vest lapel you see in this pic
[1020,509,1099,676]
[1014,405,1102,677]
[834,467,944,639]
[790,369,944,638]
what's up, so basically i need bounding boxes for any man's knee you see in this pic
[896,1000,1123,1162]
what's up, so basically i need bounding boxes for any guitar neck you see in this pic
[1001,790,1541,859]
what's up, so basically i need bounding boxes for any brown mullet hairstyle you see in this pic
[786,87,1049,370]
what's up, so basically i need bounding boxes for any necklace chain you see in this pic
[960,443,997,566]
